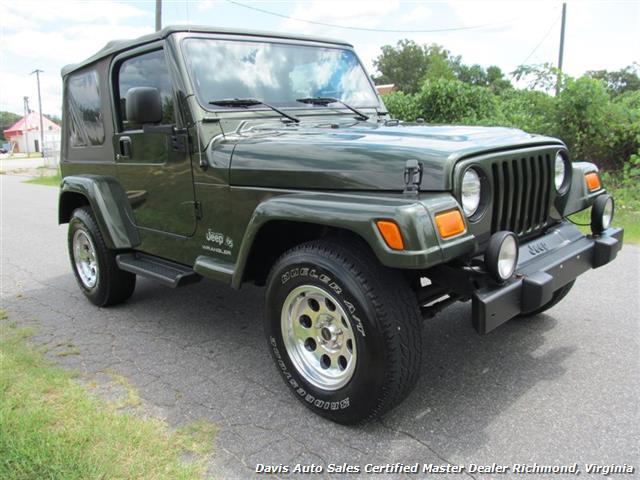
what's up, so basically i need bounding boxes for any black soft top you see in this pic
[61,25,353,77]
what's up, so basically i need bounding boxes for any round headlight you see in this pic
[461,168,482,217]
[555,152,567,192]
[591,194,614,234]
[485,231,519,282]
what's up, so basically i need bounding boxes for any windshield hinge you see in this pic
[194,201,203,220]
[170,128,188,153]
[403,159,423,195]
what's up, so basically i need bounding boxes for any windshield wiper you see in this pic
[296,97,369,121]
[209,98,299,123]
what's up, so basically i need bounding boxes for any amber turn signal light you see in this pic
[435,209,466,239]
[585,172,601,191]
[376,220,405,250]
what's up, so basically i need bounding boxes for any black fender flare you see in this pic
[59,175,140,250]
[230,192,445,288]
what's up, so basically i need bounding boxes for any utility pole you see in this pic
[556,2,567,96]
[23,96,30,156]
[155,0,162,32]
[31,69,45,156]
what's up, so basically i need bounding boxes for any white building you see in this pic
[3,111,61,154]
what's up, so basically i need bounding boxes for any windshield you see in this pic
[182,38,379,109]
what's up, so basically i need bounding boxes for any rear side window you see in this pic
[67,70,105,147]
[117,49,175,129]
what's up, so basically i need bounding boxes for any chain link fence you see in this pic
[42,136,61,169]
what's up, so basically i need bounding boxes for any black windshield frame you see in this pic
[179,35,381,114]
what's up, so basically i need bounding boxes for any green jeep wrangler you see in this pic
[59,26,623,424]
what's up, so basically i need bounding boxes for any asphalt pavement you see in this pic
[1,174,638,479]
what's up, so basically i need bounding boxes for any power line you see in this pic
[226,0,525,34]
[519,12,561,66]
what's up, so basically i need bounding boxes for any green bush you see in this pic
[492,89,557,134]
[383,91,421,122]
[555,77,617,168]
[415,78,497,124]
[381,75,640,172]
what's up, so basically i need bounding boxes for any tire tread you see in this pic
[269,238,422,422]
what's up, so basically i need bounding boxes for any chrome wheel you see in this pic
[281,285,357,391]
[72,229,98,289]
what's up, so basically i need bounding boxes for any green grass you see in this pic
[0,312,217,480]
[569,207,640,244]
[24,171,61,187]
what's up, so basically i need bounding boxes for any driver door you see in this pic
[113,47,196,237]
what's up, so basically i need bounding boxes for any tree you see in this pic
[486,66,512,92]
[585,64,640,96]
[0,111,21,142]
[374,39,512,94]
[455,63,487,85]
[511,63,564,94]
[373,40,454,94]
[373,40,428,93]
[45,114,62,125]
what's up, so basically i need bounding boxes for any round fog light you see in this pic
[591,194,614,234]
[485,231,519,282]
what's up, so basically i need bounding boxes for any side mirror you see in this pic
[125,87,162,125]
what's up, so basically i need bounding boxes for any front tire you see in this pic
[265,239,422,424]
[68,207,136,307]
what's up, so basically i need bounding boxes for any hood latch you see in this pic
[404,159,423,194]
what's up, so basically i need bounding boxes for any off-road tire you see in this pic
[519,280,575,317]
[265,238,422,424]
[68,207,136,307]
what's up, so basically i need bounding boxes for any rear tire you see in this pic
[519,280,575,317]
[68,207,136,307]
[265,238,422,424]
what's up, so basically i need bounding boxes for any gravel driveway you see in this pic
[1,174,638,479]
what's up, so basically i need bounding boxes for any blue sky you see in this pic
[1,0,638,117]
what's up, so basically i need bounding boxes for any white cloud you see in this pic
[0,1,151,115]
[399,5,432,25]
[197,0,217,12]
[3,0,146,27]
[0,71,62,118]
[1,24,151,64]
[1,0,636,116]
[281,0,401,32]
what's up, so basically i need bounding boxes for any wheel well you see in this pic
[59,191,90,224]
[242,221,369,286]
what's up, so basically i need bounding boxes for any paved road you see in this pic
[1,174,638,479]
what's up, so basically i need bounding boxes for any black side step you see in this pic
[116,253,201,288]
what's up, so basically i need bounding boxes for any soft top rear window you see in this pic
[66,70,105,147]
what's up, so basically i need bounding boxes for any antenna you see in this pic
[556,2,567,95]
[155,0,162,31]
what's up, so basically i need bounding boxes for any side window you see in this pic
[67,70,105,147]
[117,50,175,129]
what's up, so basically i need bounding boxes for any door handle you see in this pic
[117,136,132,160]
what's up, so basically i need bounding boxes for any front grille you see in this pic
[490,153,552,237]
